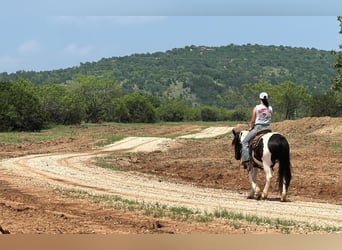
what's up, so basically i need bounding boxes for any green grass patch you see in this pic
[57,188,341,234]
[0,124,84,143]
[329,142,342,150]
[0,131,67,143]
[213,209,341,233]
[95,155,128,171]
[93,134,126,147]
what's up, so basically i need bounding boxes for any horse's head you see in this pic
[232,128,242,160]
[232,128,249,160]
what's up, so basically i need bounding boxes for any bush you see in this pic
[0,80,46,131]
[157,100,189,122]
[310,93,342,117]
[121,93,157,123]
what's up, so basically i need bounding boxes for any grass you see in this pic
[0,121,239,144]
[0,124,81,143]
[329,142,342,150]
[57,188,341,234]
[95,155,128,171]
[93,134,126,147]
[0,131,67,143]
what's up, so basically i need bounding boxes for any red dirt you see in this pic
[0,117,341,234]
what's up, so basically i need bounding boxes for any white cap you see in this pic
[259,92,268,99]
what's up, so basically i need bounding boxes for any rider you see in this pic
[241,92,273,169]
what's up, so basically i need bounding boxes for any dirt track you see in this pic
[0,119,341,234]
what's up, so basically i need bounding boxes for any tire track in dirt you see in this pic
[0,127,341,229]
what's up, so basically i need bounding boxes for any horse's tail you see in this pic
[277,135,292,193]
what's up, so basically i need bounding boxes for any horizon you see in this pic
[0,11,341,74]
[1,42,336,74]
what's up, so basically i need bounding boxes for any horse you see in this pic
[232,129,292,202]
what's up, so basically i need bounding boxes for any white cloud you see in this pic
[63,43,93,57]
[17,40,41,55]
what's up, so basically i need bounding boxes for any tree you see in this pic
[120,93,157,123]
[38,84,85,125]
[272,81,311,120]
[69,75,122,123]
[157,100,189,122]
[0,80,46,131]
[332,16,342,91]
[310,92,342,117]
[242,81,311,120]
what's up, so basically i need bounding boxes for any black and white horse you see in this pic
[232,129,292,202]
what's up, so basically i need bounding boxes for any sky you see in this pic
[1,1,342,73]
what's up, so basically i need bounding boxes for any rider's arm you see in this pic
[249,107,256,131]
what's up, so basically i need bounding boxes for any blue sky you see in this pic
[1,1,342,73]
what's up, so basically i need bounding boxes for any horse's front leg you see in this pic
[247,167,260,199]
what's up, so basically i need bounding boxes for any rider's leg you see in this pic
[241,129,258,164]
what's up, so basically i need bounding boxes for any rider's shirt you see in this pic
[255,104,272,125]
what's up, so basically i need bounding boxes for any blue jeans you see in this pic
[242,124,270,162]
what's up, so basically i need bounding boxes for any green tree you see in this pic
[38,84,84,125]
[242,81,311,120]
[332,16,342,91]
[0,80,46,131]
[157,100,189,122]
[242,81,274,107]
[69,75,122,123]
[120,93,157,123]
[114,100,130,123]
[272,81,311,120]
[310,92,342,117]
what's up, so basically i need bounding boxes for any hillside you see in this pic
[0,44,337,106]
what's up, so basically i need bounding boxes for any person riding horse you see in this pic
[241,92,273,169]
[232,93,291,201]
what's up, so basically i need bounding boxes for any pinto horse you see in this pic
[232,129,292,202]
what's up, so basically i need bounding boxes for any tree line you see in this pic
[0,44,337,108]
[2,17,342,132]
[1,76,341,132]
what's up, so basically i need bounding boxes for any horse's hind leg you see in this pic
[280,177,288,202]
[261,165,272,200]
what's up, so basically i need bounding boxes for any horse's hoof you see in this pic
[261,193,268,200]
[255,193,262,200]
[280,194,287,202]
[247,194,254,199]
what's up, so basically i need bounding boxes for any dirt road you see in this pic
[1,124,341,234]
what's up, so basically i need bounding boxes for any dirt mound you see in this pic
[101,137,177,153]
[178,127,234,139]
[0,117,341,234]
[273,117,342,141]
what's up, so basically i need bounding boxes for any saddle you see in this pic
[248,129,272,169]
[248,129,272,148]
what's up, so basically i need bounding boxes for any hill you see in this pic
[0,44,337,106]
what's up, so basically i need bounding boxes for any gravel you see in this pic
[1,128,341,231]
